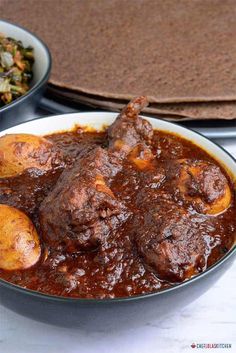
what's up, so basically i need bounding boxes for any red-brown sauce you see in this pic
[0,128,235,298]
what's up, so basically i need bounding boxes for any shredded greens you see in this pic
[0,33,34,107]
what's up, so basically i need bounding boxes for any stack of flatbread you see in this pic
[1,0,236,120]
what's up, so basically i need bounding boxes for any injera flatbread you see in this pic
[48,85,236,120]
[1,0,236,104]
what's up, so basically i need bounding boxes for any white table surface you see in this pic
[0,138,235,353]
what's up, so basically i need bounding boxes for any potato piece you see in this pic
[0,204,41,270]
[176,159,232,215]
[0,133,56,178]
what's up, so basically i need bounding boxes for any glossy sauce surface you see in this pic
[0,128,235,298]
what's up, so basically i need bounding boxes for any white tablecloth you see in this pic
[0,139,235,353]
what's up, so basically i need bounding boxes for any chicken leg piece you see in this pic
[108,96,152,153]
[108,96,155,170]
[40,97,151,253]
[39,147,127,252]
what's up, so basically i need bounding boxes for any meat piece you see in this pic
[40,147,128,252]
[40,97,152,253]
[108,96,155,170]
[133,199,215,282]
[166,159,232,214]
[108,96,153,155]
[127,144,155,171]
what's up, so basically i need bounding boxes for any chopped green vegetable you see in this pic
[1,52,14,69]
[0,78,11,93]
[0,34,34,107]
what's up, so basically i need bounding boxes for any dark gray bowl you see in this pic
[0,112,235,329]
[0,20,51,130]
[0,247,235,330]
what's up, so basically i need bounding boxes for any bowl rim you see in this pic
[0,19,52,113]
[0,111,235,304]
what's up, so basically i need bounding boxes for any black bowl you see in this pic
[0,20,51,130]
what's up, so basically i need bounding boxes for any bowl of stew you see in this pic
[0,20,51,130]
[0,97,235,328]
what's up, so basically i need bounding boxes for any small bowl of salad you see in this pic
[0,20,51,129]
